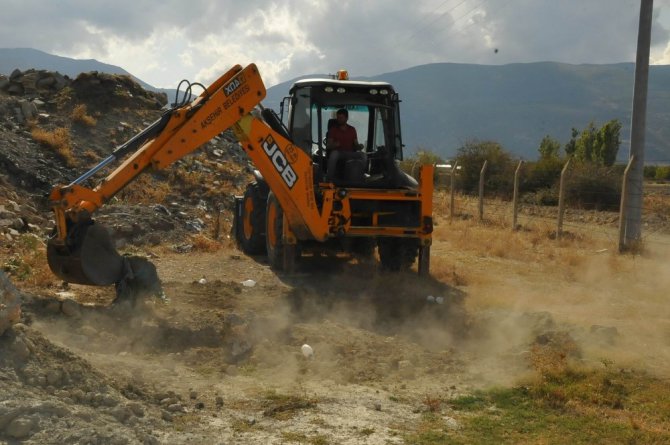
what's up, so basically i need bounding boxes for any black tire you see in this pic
[239,182,266,254]
[265,192,285,270]
[377,238,419,272]
[351,237,376,262]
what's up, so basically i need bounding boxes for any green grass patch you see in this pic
[280,431,329,444]
[437,367,670,444]
[261,389,317,420]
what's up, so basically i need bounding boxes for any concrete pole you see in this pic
[478,160,488,221]
[623,0,653,248]
[512,160,523,230]
[450,161,458,220]
[619,156,636,252]
[557,158,572,238]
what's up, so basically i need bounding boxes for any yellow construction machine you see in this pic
[46,64,434,296]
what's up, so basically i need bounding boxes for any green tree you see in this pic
[566,120,622,166]
[575,122,598,163]
[564,128,579,157]
[455,140,514,196]
[538,135,561,160]
[400,148,445,180]
[594,119,621,166]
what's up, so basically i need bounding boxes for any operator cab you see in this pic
[281,75,417,189]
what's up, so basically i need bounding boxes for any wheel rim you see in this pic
[243,196,254,240]
[267,200,278,251]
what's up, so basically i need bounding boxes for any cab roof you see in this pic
[289,78,396,93]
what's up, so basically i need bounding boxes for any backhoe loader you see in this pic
[46,64,433,296]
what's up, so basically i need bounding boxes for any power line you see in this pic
[404,0,474,46]
[403,0,515,59]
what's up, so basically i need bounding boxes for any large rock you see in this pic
[0,271,22,336]
[19,100,37,121]
[9,69,22,81]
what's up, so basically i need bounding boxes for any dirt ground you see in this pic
[1,70,670,444]
[2,208,669,444]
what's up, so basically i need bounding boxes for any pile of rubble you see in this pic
[0,271,20,336]
[0,69,68,97]
[0,68,168,124]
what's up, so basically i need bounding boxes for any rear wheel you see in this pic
[239,183,266,254]
[352,237,376,263]
[377,238,419,272]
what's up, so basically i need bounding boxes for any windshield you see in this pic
[288,84,402,160]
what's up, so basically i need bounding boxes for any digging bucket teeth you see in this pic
[47,221,125,286]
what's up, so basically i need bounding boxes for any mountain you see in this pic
[3,48,668,163]
[266,62,670,163]
[0,48,178,101]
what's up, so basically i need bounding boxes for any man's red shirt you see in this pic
[329,124,358,152]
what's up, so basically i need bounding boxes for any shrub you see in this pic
[400,149,445,180]
[566,163,621,211]
[522,187,560,206]
[644,165,658,180]
[71,104,97,126]
[31,126,76,167]
[455,140,515,198]
[654,166,670,181]
[523,157,564,193]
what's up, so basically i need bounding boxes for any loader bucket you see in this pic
[47,222,126,286]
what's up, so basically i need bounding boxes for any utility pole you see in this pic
[622,0,653,250]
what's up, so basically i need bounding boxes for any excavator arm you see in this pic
[47,63,334,289]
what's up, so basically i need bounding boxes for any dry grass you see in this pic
[71,104,97,126]
[169,169,207,189]
[31,126,77,167]
[429,257,468,286]
[432,191,605,277]
[82,149,101,163]
[1,234,55,288]
[117,175,171,204]
[259,389,318,421]
[644,192,670,217]
[422,395,442,413]
[189,233,224,252]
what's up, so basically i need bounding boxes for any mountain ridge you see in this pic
[2,48,669,162]
[0,47,178,101]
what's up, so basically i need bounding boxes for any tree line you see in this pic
[403,119,640,211]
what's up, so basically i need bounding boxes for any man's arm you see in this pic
[352,127,364,151]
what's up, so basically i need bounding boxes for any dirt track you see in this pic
[4,212,668,444]
[1,70,670,444]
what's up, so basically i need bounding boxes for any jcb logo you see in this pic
[262,136,298,189]
[224,74,245,96]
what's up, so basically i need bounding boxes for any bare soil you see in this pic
[1,71,669,444]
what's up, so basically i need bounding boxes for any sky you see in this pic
[1,0,670,89]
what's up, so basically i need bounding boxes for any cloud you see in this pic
[0,0,668,88]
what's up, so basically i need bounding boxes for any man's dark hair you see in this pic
[336,108,348,117]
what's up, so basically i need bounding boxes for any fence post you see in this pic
[512,160,523,230]
[618,155,636,252]
[478,160,488,221]
[450,160,458,221]
[556,157,572,238]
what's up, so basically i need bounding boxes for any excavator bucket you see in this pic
[47,222,126,286]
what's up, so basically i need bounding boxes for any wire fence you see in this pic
[432,160,670,252]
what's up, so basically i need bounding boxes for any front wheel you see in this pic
[265,192,300,272]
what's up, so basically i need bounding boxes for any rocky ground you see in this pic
[1,69,669,444]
